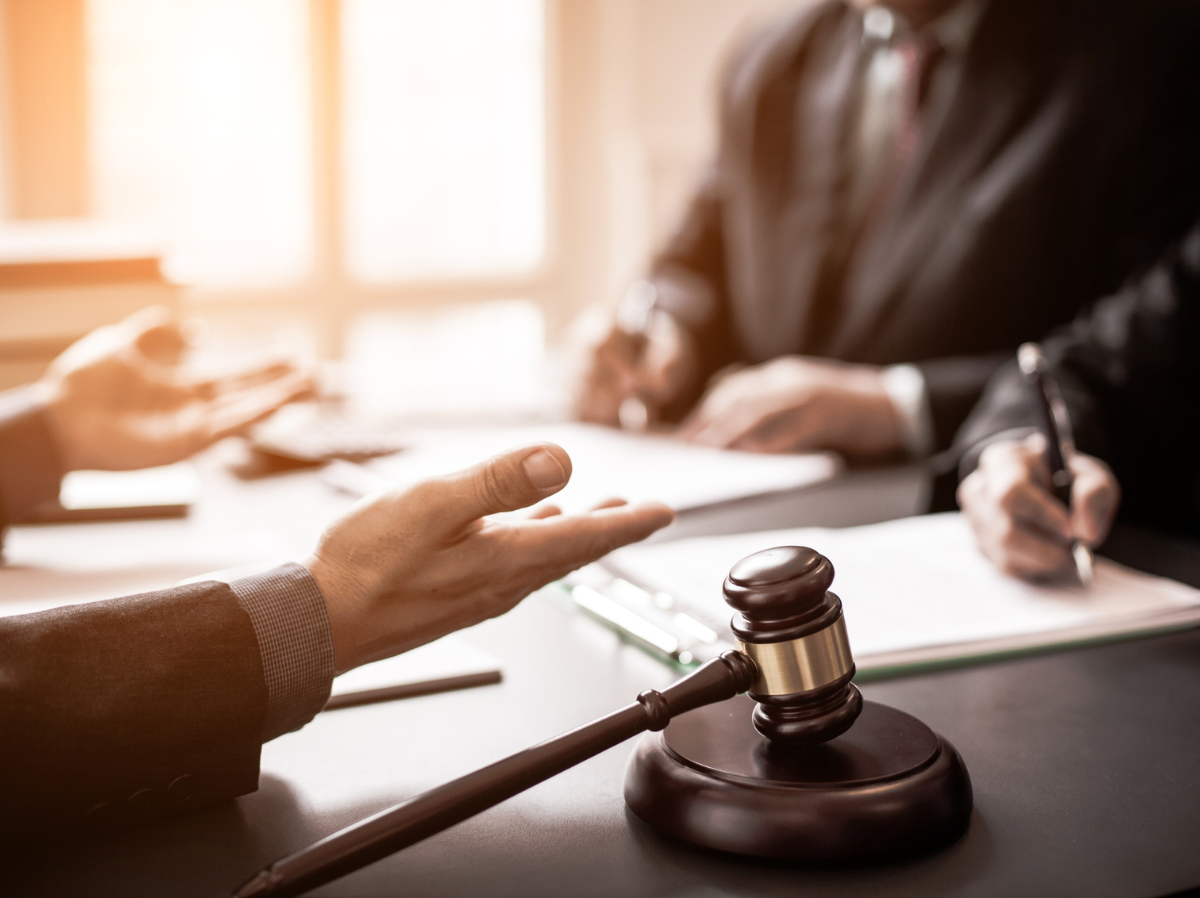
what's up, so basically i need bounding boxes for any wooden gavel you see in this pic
[234,546,970,897]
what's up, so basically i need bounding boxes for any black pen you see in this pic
[1016,343,1094,585]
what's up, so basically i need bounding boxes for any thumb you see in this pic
[123,306,188,365]
[428,442,573,531]
[1069,455,1121,545]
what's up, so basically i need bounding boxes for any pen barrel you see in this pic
[235,653,754,898]
[1019,345,1072,501]
[1050,477,1073,508]
[1028,370,1068,475]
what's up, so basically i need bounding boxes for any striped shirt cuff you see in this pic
[229,562,336,741]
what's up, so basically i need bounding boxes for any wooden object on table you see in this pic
[724,546,863,743]
[233,547,972,897]
[233,652,757,897]
[625,545,973,861]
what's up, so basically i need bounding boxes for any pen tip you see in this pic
[1017,342,1043,376]
[232,870,280,898]
[1072,542,1095,587]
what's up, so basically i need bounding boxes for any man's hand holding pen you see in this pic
[576,287,699,430]
[959,433,1120,581]
[577,282,905,458]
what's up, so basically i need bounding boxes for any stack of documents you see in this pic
[353,422,841,514]
[583,513,1200,676]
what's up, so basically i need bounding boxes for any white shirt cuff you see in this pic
[881,364,935,459]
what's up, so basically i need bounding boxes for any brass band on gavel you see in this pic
[734,613,853,696]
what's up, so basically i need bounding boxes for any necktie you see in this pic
[857,29,945,241]
[804,27,945,354]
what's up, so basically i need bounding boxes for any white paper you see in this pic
[329,635,500,698]
[0,523,294,618]
[364,422,840,514]
[603,513,1200,668]
[59,462,202,510]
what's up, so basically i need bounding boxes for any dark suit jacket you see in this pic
[0,396,275,841]
[955,224,1200,536]
[651,0,1200,449]
[0,582,267,841]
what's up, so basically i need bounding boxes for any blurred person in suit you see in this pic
[954,223,1200,579]
[578,0,1200,487]
[0,310,673,839]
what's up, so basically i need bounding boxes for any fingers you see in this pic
[119,307,311,401]
[677,360,899,459]
[525,497,625,521]
[421,443,574,532]
[959,435,1079,580]
[676,394,737,446]
[681,397,783,451]
[674,380,722,443]
[727,409,808,454]
[577,328,641,425]
[637,313,693,408]
[1068,453,1121,546]
[590,498,629,510]
[988,434,1071,533]
[675,367,771,448]
[510,501,675,575]
[959,473,1071,579]
[199,371,315,445]
[122,306,188,365]
[1002,477,1072,540]
[995,518,1072,577]
[188,358,309,399]
[577,320,692,427]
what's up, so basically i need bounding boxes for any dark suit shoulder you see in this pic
[953,224,1200,534]
[716,0,850,124]
[0,579,268,840]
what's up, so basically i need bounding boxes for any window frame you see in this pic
[1,0,564,360]
[193,0,561,358]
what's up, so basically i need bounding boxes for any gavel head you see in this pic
[724,546,861,745]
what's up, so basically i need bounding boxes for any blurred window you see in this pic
[342,0,545,282]
[84,0,546,290]
[87,0,313,287]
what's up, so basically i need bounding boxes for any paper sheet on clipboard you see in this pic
[602,513,1200,674]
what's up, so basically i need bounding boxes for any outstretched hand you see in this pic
[306,442,675,673]
[37,307,313,472]
[958,433,1120,580]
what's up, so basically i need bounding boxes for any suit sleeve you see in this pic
[648,173,739,423]
[953,224,1200,532]
[0,396,336,839]
[0,581,269,841]
[650,169,733,358]
[916,354,1013,454]
[644,18,783,418]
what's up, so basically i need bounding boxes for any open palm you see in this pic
[39,307,313,472]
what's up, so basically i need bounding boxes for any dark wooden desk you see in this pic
[8,586,1200,898]
[4,458,1199,898]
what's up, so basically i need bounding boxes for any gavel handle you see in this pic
[233,651,756,898]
